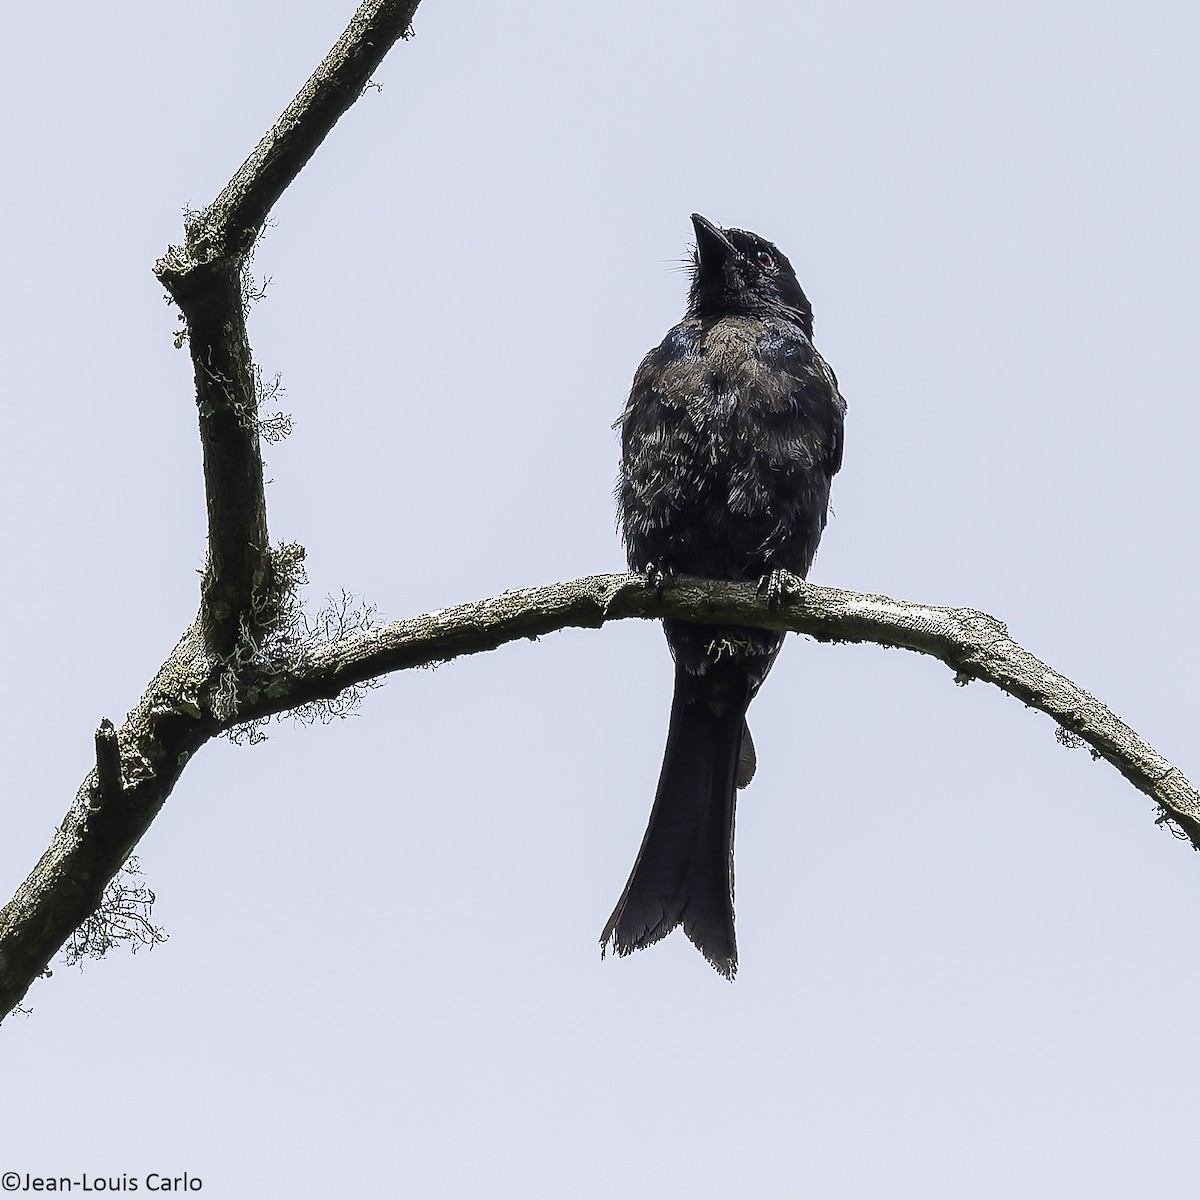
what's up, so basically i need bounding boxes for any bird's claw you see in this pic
[757,568,799,613]
[645,560,675,599]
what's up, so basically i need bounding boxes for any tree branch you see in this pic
[0,0,428,1021]
[179,1,420,270]
[153,0,422,651]
[2,572,1195,1020]
[229,573,1200,845]
[0,625,215,1020]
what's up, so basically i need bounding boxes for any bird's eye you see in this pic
[755,250,775,269]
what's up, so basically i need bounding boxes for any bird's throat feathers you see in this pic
[687,222,814,337]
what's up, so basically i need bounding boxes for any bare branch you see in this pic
[2,570,1195,1021]
[223,572,1200,851]
[0,626,215,1021]
[163,254,270,653]
[180,1,420,269]
[153,0,423,652]
[0,4,429,1018]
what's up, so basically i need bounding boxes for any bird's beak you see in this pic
[691,213,736,266]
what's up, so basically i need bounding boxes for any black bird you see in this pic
[601,214,846,978]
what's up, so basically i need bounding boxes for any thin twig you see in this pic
[92,719,122,805]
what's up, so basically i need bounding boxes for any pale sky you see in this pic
[3,2,1199,1196]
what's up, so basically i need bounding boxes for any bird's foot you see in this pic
[644,559,676,600]
[756,568,801,613]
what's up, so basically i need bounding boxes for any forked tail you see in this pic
[601,659,753,978]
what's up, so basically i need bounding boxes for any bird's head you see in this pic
[687,213,813,336]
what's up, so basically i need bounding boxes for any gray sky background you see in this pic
[3,1,1199,1195]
